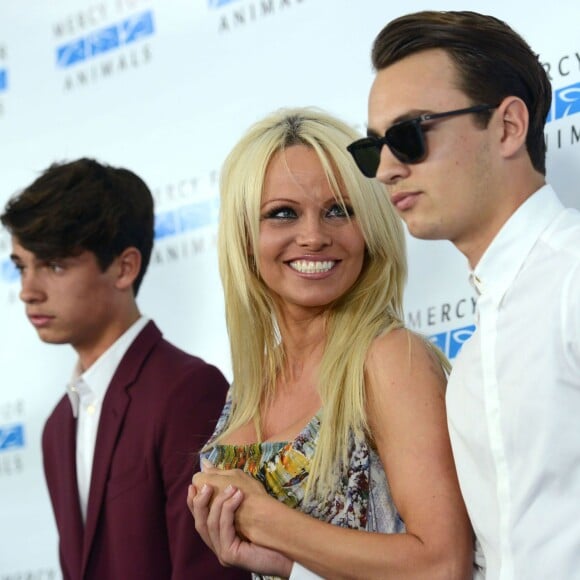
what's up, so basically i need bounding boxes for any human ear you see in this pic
[115,247,141,290]
[496,96,529,159]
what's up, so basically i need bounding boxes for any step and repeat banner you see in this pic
[0,0,578,576]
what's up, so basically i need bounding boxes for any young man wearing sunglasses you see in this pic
[1,158,249,580]
[349,10,580,580]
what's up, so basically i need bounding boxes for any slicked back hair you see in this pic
[372,10,552,174]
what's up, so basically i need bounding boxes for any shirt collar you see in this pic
[470,185,563,302]
[66,316,149,417]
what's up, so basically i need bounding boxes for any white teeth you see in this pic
[289,260,335,273]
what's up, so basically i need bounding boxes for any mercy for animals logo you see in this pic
[52,2,156,91]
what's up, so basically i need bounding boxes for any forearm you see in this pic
[241,495,470,580]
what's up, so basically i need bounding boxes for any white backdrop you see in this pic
[0,0,578,576]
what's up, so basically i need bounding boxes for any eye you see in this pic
[46,261,65,273]
[326,203,354,218]
[263,206,297,220]
[12,262,24,274]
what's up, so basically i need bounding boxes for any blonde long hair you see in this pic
[214,107,407,497]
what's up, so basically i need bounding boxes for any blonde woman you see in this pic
[187,108,473,579]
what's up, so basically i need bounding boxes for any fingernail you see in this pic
[201,458,213,471]
[224,484,235,495]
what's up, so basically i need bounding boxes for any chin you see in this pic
[405,221,445,241]
[36,331,70,345]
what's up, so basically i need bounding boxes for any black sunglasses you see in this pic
[347,104,497,178]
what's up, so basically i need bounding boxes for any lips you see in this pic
[27,314,54,328]
[390,191,421,211]
[288,259,336,274]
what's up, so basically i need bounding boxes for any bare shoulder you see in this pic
[366,328,447,393]
[364,328,448,432]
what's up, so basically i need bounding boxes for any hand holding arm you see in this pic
[188,468,293,577]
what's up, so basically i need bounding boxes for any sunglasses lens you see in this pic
[386,121,425,164]
[348,121,427,177]
[347,139,381,178]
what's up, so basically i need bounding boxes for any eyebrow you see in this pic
[260,196,296,207]
[9,253,67,265]
[261,195,351,208]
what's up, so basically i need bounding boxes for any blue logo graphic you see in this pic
[1,258,18,283]
[56,11,154,68]
[208,0,241,8]
[88,25,120,57]
[429,324,475,360]
[0,424,25,453]
[546,81,580,123]
[0,69,7,92]
[155,198,219,240]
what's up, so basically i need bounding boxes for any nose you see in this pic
[375,144,411,185]
[296,215,332,249]
[19,270,46,304]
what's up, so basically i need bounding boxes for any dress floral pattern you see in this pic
[202,389,405,579]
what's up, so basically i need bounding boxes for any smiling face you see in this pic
[368,48,509,263]
[257,145,366,317]
[10,237,137,366]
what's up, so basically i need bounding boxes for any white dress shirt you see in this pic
[447,185,580,579]
[67,316,149,522]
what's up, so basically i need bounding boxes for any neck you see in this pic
[461,174,545,269]
[276,310,327,384]
[77,306,141,370]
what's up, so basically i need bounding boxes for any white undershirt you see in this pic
[67,316,149,522]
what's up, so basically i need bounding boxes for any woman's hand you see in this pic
[193,464,267,504]
[187,467,293,577]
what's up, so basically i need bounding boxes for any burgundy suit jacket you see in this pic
[42,321,249,580]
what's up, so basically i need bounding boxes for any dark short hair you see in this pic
[0,157,154,295]
[371,10,552,174]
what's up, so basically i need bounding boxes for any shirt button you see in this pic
[87,404,96,415]
[470,273,484,295]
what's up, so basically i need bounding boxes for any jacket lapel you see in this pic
[80,321,161,575]
[57,404,85,577]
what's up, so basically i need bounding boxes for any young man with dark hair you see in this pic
[1,158,248,580]
[347,10,580,579]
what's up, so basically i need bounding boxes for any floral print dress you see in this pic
[201,389,405,580]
